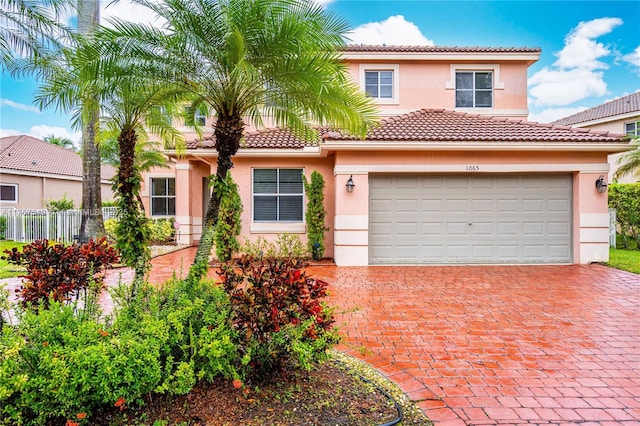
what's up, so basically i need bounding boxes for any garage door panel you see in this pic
[369,174,572,264]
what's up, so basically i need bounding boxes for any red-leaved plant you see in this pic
[3,238,119,308]
[219,256,339,380]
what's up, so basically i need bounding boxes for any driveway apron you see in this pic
[306,264,640,425]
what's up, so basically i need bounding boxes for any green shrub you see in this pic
[240,234,309,260]
[101,200,117,208]
[219,256,340,381]
[0,301,166,425]
[149,218,175,245]
[105,218,175,246]
[213,173,242,261]
[303,170,328,260]
[0,277,238,425]
[44,194,74,212]
[0,217,6,240]
[608,183,640,249]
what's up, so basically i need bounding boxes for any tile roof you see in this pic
[342,45,541,54]
[321,109,627,143]
[550,92,640,126]
[185,127,320,150]
[0,135,116,179]
[182,109,627,153]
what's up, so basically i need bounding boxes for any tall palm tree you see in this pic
[615,136,640,182]
[44,134,76,151]
[0,0,72,68]
[76,0,104,243]
[110,0,379,283]
[37,31,187,290]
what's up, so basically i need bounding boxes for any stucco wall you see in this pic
[0,172,114,210]
[346,60,530,116]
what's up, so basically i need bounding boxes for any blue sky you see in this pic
[1,0,639,144]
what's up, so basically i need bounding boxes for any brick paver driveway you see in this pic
[307,264,640,425]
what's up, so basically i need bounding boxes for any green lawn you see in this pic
[0,240,26,279]
[608,248,640,274]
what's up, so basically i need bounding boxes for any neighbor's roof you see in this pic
[342,45,541,54]
[184,109,626,151]
[0,135,116,179]
[551,92,640,127]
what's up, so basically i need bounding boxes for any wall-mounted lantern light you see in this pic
[595,175,608,193]
[346,175,355,193]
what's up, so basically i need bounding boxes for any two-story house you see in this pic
[140,45,630,266]
[551,92,640,183]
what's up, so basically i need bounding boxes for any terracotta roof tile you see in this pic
[185,128,320,150]
[342,45,541,54]
[0,135,116,179]
[322,109,627,143]
[551,92,640,126]
[183,109,627,153]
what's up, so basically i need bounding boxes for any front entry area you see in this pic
[368,174,572,264]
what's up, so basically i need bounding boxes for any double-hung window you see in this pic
[194,110,206,126]
[253,169,303,222]
[625,121,640,136]
[150,178,176,216]
[0,184,17,202]
[365,70,394,99]
[456,71,493,108]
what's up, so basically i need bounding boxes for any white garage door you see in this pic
[369,174,572,264]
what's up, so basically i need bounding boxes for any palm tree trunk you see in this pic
[187,112,243,285]
[77,0,103,242]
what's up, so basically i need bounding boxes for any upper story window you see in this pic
[365,70,394,99]
[0,184,17,202]
[358,64,399,105]
[456,71,493,108]
[625,120,640,136]
[253,168,303,222]
[151,178,175,216]
[194,110,206,126]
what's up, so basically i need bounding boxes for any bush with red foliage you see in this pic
[3,238,119,308]
[218,256,339,380]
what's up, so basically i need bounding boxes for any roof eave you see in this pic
[319,141,633,154]
[341,51,541,65]
[165,146,323,158]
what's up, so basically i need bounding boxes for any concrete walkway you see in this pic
[3,249,639,424]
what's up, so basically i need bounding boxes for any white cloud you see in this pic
[345,15,434,46]
[529,68,608,106]
[529,17,623,107]
[528,106,589,124]
[0,128,22,138]
[623,45,640,69]
[0,98,40,113]
[100,0,164,28]
[28,125,81,147]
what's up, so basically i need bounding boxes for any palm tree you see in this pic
[615,136,640,182]
[100,135,170,171]
[0,0,72,68]
[110,0,379,283]
[37,30,187,290]
[44,134,76,151]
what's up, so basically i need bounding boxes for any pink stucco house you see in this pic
[0,135,115,210]
[140,45,630,266]
[551,92,640,183]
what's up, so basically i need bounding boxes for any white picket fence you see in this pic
[0,208,119,244]
[609,208,617,249]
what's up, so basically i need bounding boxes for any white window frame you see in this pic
[0,183,18,203]
[250,168,305,233]
[446,64,504,110]
[625,120,640,136]
[359,64,399,105]
[150,177,176,217]
[194,110,206,127]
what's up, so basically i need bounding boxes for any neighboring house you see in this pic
[551,92,640,183]
[0,135,116,210]
[140,45,630,266]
